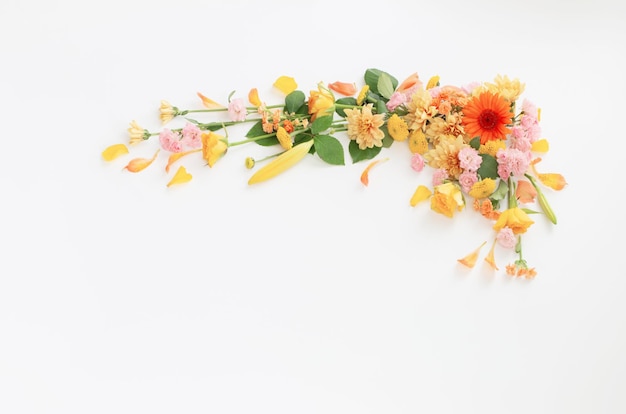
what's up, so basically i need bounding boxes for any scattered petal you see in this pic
[197,92,223,109]
[531,138,549,153]
[273,76,297,95]
[167,166,192,187]
[123,149,160,173]
[360,158,389,186]
[102,144,129,162]
[328,81,357,96]
[516,179,537,203]
[248,140,314,185]
[537,173,567,191]
[426,75,440,89]
[410,185,432,207]
[248,88,262,107]
[165,149,202,173]
[397,72,421,93]
[458,241,487,268]
[484,240,499,270]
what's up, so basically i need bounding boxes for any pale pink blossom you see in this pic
[228,98,247,122]
[496,148,531,180]
[386,91,407,111]
[459,170,478,193]
[410,153,425,172]
[181,123,202,149]
[458,147,482,172]
[461,81,481,95]
[510,126,532,152]
[159,129,183,153]
[522,99,538,120]
[496,227,517,249]
[432,168,449,186]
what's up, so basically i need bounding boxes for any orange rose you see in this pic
[308,84,335,121]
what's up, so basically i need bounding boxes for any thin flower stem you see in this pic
[182,104,283,114]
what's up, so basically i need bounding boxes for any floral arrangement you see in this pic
[102,69,567,278]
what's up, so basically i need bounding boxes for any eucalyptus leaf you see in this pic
[349,140,382,163]
[314,135,345,165]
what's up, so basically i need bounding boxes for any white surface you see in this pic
[1,1,625,413]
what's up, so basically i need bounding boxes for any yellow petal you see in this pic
[197,92,223,109]
[165,149,202,173]
[484,240,499,271]
[531,139,549,153]
[458,241,487,268]
[538,173,567,191]
[273,76,297,95]
[248,88,262,107]
[360,158,389,186]
[123,149,160,173]
[426,75,440,89]
[248,140,314,185]
[410,185,432,207]
[166,166,192,187]
[102,143,129,161]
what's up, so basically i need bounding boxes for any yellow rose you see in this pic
[493,207,534,234]
[308,84,335,121]
[430,182,464,218]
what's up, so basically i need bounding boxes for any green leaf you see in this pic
[477,153,498,179]
[314,135,345,165]
[490,179,508,201]
[294,133,315,154]
[285,90,305,114]
[375,100,387,114]
[379,125,394,148]
[364,68,398,96]
[311,116,333,135]
[246,120,278,146]
[335,97,357,117]
[521,208,541,214]
[469,137,481,150]
[349,140,382,163]
[377,72,394,99]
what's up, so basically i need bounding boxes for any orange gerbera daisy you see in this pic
[462,91,512,144]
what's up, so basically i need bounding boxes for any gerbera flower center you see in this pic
[478,109,498,130]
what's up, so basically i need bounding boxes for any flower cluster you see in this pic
[102,69,566,277]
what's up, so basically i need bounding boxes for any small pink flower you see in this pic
[228,98,247,122]
[432,168,449,186]
[181,123,202,149]
[459,170,478,193]
[461,81,481,95]
[496,227,517,249]
[410,153,425,172]
[458,147,482,172]
[522,99,538,120]
[496,148,531,180]
[159,128,183,153]
[386,91,407,112]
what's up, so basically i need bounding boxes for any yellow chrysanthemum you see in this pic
[468,178,497,199]
[387,114,409,141]
[423,136,467,179]
[479,139,506,157]
[344,103,385,150]
[276,126,293,150]
[425,114,465,146]
[485,74,525,102]
[404,89,438,131]
[356,85,369,105]
[408,129,429,154]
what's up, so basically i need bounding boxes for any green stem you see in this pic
[508,177,518,208]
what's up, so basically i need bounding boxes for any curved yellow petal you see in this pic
[426,75,440,89]
[360,158,389,186]
[273,76,297,95]
[102,144,129,161]
[166,166,192,187]
[248,140,314,185]
[537,173,567,191]
[484,240,498,271]
[123,149,160,173]
[197,92,223,109]
[410,185,432,207]
[248,88,262,107]
[531,139,549,153]
[165,149,202,173]
[458,241,486,268]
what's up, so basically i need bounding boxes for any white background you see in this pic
[1,1,625,413]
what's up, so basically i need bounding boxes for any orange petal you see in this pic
[516,179,537,204]
[123,149,160,173]
[273,76,297,95]
[397,72,420,93]
[360,158,389,186]
[165,149,202,173]
[457,241,487,268]
[484,240,499,271]
[537,173,567,191]
[197,92,223,109]
[102,143,129,161]
[328,81,357,96]
[531,138,549,153]
[410,185,432,207]
[248,88,262,107]
[166,166,192,187]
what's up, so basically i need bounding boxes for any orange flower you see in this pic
[493,207,534,235]
[474,199,500,220]
[458,241,487,268]
[328,81,357,96]
[462,91,512,144]
[308,84,335,121]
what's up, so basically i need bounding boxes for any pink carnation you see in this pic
[181,123,202,149]
[410,153,425,172]
[458,147,482,172]
[228,98,247,122]
[461,81,481,95]
[510,126,532,152]
[496,227,517,249]
[386,91,407,112]
[432,168,449,186]
[496,148,531,180]
[159,129,183,153]
[459,170,478,193]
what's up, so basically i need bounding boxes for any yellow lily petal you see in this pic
[426,75,440,89]
[458,241,487,268]
[123,149,160,173]
[166,166,192,187]
[484,240,499,271]
[537,173,567,191]
[360,158,389,186]
[248,88,262,107]
[102,143,129,162]
[165,149,202,173]
[410,185,432,207]
[273,76,297,95]
[531,138,549,153]
[248,140,314,185]
[197,92,223,109]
